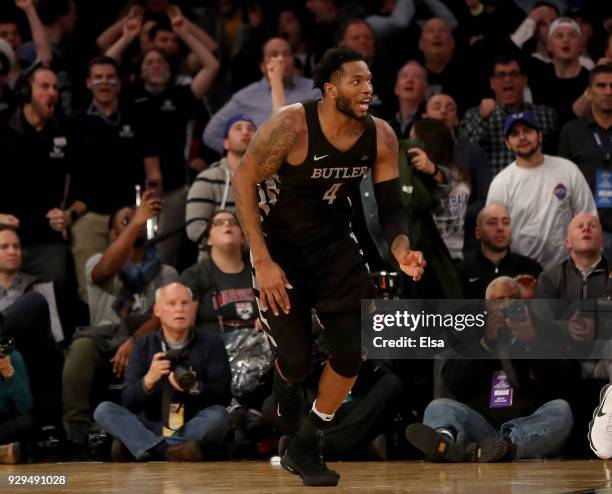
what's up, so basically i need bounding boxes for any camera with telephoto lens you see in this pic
[504,300,527,324]
[164,349,197,390]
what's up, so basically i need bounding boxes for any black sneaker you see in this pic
[278,435,291,457]
[405,423,476,462]
[281,438,340,487]
[272,369,305,435]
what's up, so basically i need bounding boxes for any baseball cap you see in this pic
[503,112,540,138]
[548,17,581,39]
[223,114,256,138]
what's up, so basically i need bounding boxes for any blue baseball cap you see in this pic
[223,114,256,138]
[503,111,540,138]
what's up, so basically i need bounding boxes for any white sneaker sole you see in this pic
[588,384,612,459]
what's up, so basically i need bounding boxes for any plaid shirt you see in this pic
[458,103,558,176]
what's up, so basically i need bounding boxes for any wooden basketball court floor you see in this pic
[1,460,612,493]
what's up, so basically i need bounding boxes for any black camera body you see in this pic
[0,337,15,358]
[505,300,527,324]
[164,349,197,390]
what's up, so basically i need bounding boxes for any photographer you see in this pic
[0,338,34,464]
[94,282,231,462]
[406,276,578,462]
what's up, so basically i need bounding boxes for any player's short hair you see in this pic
[312,46,364,92]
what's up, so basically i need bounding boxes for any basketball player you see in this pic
[233,47,425,486]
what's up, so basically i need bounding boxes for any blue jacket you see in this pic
[122,328,231,422]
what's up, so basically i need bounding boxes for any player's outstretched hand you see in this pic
[396,250,426,282]
[255,259,293,316]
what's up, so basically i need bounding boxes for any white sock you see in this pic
[312,400,334,422]
[436,428,455,442]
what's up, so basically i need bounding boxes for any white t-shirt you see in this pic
[85,253,179,327]
[433,173,470,261]
[486,155,597,270]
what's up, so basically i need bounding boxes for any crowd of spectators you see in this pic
[1,0,612,465]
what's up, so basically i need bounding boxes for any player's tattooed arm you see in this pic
[232,107,301,261]
[249,113,300,182]
[371,117,400,183]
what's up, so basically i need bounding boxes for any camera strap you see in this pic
[496,346,520,391]
[159,331,195,433]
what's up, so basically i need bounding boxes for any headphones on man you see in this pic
[15,61,44,103]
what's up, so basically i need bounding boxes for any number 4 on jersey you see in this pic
[323,183,343,204]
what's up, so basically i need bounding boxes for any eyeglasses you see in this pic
[493,70,522,80]
[211,218,240,227]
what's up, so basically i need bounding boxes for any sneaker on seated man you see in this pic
[406,276,579,463]
[589,385,612,459]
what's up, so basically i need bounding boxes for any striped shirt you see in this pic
[185,158,235,247]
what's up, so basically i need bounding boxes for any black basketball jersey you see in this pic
[257,99,377,242]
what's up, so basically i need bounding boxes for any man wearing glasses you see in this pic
[459,54,558,177]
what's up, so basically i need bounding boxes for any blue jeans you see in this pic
[93,401,231,460]
[423,398,573,459]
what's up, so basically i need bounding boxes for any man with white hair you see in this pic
[94,282,232,462]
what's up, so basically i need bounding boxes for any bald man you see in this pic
[459,204,542,299]
[535,213,607,300]
[535,213,612,458]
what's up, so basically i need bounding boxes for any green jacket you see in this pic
[0,351,32,416]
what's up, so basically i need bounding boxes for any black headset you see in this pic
[15,61,44,103]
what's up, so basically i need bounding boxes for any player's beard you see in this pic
[335,93,367,121]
